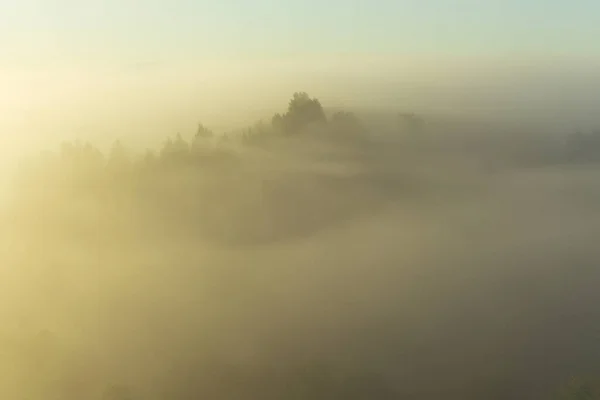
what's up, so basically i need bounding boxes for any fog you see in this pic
[3,57,600,150]
[2,79,600,399]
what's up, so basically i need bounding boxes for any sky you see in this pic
[1,0,600,162]
[2,0,599,67]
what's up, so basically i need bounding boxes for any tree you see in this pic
[281,92,327,133]
[398,112,424,134]
[272,113,284,132]
[195,123,213,139]
[173,133,190,153]
[161,133,190,162]
[330,111,367,138]
[107,140,131,171]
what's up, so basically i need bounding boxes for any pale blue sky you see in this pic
[2,0,599,67]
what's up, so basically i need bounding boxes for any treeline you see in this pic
[18,91,370,175]
[10,92,396,246]
[3,92,408,400]
[10,89,600,247]
[6,92,600,400]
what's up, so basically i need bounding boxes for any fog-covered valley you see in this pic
[2,88,600,400]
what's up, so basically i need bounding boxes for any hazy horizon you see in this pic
[3,57,600,147]
[3,0,600,158]
[3,1,600,399]
[3,55,600,203]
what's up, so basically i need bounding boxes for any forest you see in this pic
[2,91,600,400]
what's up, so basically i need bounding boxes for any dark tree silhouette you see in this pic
[191,123,213,150]
[195,123,213,139]
[280,92,327,134]
[161,133,190,163]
